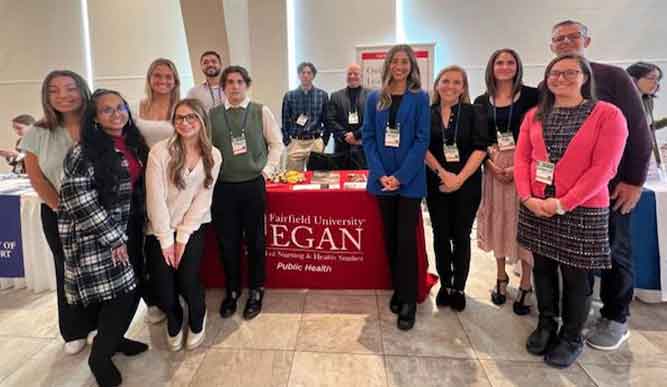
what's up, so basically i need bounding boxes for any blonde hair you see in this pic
[377,45,422,111]
[168,99,217,190]
[141,58,181,120]
[432,65,471,106]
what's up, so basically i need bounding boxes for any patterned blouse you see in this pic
[58,145,137,306]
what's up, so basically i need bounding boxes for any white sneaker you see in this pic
[186,311,207,350]
[63,339,86,355]
[145,306,167,324]
[166,326,184,352]
[86,330,98,345]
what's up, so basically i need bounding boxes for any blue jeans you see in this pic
[599,209,634,323]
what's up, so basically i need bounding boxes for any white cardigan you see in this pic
[145,138,222,249]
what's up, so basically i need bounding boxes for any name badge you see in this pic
[443,144,460,162]
[296,114,309,126]
[536,160,555,185]
[348,112,359,125]
[497,131,516,151]
[385,126,400,148]
[231,133,248,156]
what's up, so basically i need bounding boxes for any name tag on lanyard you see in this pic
[443,144,460,162]
[231,131,248,156]
[536,160,555,185]
[497,131,516,151]
[296,114,309,126]
[348,111,359,125]
[385,125,400,148]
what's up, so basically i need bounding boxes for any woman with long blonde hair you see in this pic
[424,65,490,312]
[145,98,222,351]
[134,58,181,147]
[362,44,430,331]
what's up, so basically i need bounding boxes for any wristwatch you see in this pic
[555,200,566,215]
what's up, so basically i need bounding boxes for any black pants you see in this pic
[377,196,421,305]
[124,209,156,308]
[425,176,481,291]
[146,230,206,336]
[41,204,95,341]
[212,176,266,291]
[88,290,139,363]
[533,253,592,341]
[599,209,634,323]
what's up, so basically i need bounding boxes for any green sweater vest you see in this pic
[210,102,268,182]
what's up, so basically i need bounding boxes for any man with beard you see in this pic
[186,51,226,111]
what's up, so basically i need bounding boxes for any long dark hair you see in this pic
[81,89,149,209]
[536,54,597,122]
[484,48,524,98]
[377,45,422,110]
[627,61,662,97]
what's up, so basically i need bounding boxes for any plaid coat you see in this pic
[58,144,137,306]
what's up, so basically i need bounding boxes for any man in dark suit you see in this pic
[327,63,371,169]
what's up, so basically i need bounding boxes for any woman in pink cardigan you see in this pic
[514,54,627,368]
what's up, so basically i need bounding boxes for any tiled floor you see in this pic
[1,219,666,386]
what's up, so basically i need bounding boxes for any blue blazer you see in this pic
[362,89,431,198]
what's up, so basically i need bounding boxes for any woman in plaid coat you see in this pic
[59,89,150,387]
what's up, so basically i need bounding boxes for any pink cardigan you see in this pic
[514,101,628,211]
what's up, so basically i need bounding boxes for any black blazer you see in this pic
[327,87,370,153]
[427,102,490,192]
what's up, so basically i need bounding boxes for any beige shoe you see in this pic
[86,330,98,345]
[64,339,86,355]
[166,326,184,352]
[186,311,207,350]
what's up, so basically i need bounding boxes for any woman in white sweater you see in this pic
[145,98,222,351]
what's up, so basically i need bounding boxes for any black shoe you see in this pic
[491,275,509,305]
[220,290,240,318]
[526,322,558,356]
[117,338,148,356]
[436,287,451,307]
[450,290,466,312]
[389,292,401,314]
[243,288,264,320]
[89,356,122,387]
[544,336,584,368]
[397,303,416,331]
[513,288,533,316]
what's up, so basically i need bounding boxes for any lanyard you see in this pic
[207,82,223,106]
[222,105,250,139]
[441,104,462,145]
[492,99,514,135]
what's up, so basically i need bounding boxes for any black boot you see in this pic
[116,338,148,356]
[436,287,451,307]
[397,303,416,331]
[220,289,240,318]
[526,320,558,355]
[450,290,466,312]
[389,292,400,314]
[243,288,264,320]
[544,334,584,368]
[89,355,121,387]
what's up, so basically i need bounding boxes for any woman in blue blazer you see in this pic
[362,44,430,331]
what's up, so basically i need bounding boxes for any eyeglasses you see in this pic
[552,32,584,43]
[643,75,661,82]
[174,113,200,125]
[547,70,582,81]
[98,105,128,116]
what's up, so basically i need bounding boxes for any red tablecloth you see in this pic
[201,171,438,303]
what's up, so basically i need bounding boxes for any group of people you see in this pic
[3,17,663,386]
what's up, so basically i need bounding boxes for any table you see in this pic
[200,171,438,303]
[633,179,667,303]
[0,175,55,291]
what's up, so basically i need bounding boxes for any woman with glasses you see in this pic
[145,99,221,351]
[474,49,539,315]
[515,54,627,368]
[425,66,489,312]
[20,70,95,355]
[58,89,150,386]
[626,62,665,165]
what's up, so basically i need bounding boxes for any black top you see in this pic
[348,87,361,113]
[389,94,403,128]
[427,103,490,191]
[473,85,539,142]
